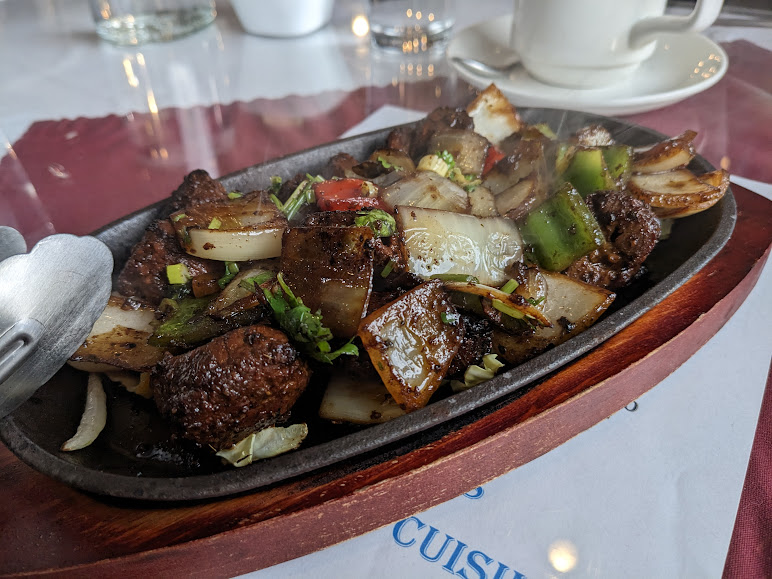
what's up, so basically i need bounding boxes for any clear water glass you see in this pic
[89,0,216,45]
[369,0,455,52]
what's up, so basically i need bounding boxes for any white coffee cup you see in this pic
[510,0,724,88]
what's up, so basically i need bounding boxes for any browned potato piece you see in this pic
[281,226,374,338]
[632,131,696,174]
[493,270,614,365]
[358,280,463,411]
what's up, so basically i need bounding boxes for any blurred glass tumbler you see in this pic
[369,0,455,52]
[90,0,216,45]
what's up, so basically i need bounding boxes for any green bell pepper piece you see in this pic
[561,148,616,196]
[602,144,633,182]
[520,183,606,271]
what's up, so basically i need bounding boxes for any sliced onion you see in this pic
[632,130,696,173]
[493,270,615,365]
[427,128,489,176]
[61,373,107,451]
[69,295,164,372]
[171,192,288,261]
[467,185,498,217]
[381,171,469,213]
[105,370,152,399]
[319,373,405,424]
[443,280,551,327]
[358,280,463,412]
[186,227,284,261]
[215,424,308,467]
[206,262,276,317]
[397,206,523,287]
[628,168,727,218]
[482,139,545,196]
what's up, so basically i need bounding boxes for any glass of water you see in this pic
[89,0,217,45]
[369,0,455,52]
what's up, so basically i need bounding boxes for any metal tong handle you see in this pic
[0,319,44,384]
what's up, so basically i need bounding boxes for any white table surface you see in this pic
[0,1,770,577]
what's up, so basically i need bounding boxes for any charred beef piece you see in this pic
[168,169,229,213]
[564,190,661,289]
[386,106,475,159]
[116,219,224,304]
[323,153,359,179]
[447,314,493,377]
[152,325,311,449]
[303,211,406,274]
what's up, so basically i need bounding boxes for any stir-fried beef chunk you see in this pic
[387,106,475,159]
[168,169,229,213]
[447,315,493,377]
[116,219,224,303]
[324,152,359,179]
[303,210,406,273]
[152,325,311,449]
[564,190,661,289]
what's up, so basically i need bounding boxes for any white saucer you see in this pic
[448,15,728,116]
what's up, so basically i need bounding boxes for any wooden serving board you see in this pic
[0,185,770,578]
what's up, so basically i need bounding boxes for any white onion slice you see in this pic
[69,295,164,373]
[381,171,469,213]
[493,270,615,365]
[61,373,107,451]
[215,424,308,467]
[187,227,284,261]
[88,295,156,336]
[105,370,152,399]
[397,206,523,286]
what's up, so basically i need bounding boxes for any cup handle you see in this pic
[629,0,724,49]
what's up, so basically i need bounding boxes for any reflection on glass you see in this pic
[548,539,578,573]
[0,129,55,245]
[99,27,233,176]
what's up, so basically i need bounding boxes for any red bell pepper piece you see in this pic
[313,179,387,211]
[482,145,506,176]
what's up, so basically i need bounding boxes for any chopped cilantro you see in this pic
[262,273,358,364]
[355,209,396,238]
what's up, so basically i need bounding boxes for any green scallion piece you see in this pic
[217,261,240,288]
[208,216,222,230]
[269,176,283,195]
[166,263,192,285]
[500,279,519,294]
[377,156,393,169]
[380,260,395,278]
[227,191,243,200]
[441,312,460,325]
[491,299,525,320]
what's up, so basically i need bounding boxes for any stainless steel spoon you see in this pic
[451,55,521,77]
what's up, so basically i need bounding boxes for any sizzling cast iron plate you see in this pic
[0,109,736,501]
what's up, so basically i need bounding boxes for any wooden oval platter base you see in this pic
[0,185,770,578]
